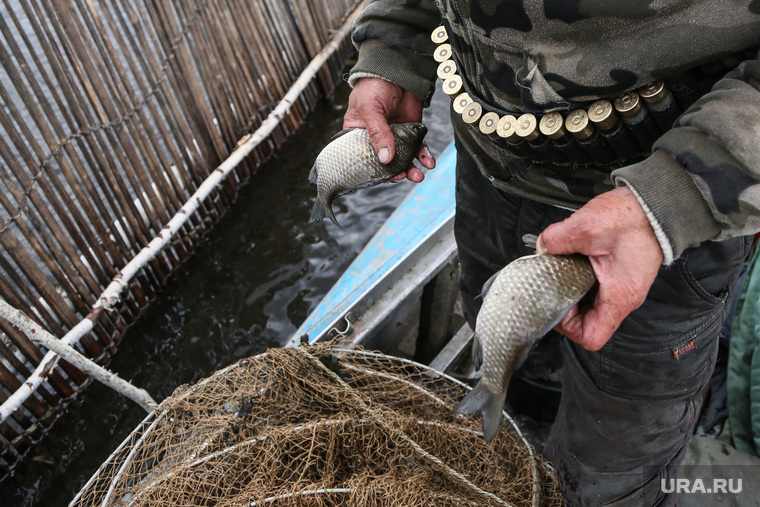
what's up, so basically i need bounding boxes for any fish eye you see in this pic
[412,124,428,135]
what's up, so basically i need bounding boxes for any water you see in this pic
[2,83,453,506]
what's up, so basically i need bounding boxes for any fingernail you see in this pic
[378,147,390,164]
[535,236,547,255]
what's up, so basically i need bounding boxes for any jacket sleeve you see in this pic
[348,0,441,103]
[612,51,760,263]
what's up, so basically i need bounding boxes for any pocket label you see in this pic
[673,339,697,360]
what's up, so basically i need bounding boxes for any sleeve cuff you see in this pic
[349,39,436,104]
[611,150,721,262]
[346,72,389,89]
[615,178,676,265]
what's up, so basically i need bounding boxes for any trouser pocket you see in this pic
[581,235,751,400]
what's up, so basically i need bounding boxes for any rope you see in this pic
[295,346,514,507]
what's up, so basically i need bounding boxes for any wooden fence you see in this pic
[0,0,358,476]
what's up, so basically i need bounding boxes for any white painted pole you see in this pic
[0,299,158,415]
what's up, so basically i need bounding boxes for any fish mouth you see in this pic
[411,123,428,136]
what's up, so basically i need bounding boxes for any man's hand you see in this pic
[536,186,664,351]
[344,77,435,183]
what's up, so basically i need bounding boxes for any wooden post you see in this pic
[0,299,158,418]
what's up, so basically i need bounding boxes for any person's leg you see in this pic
[544,236,753,506]
[454,134,752,505]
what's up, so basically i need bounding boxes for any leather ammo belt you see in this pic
[430,24,746,168]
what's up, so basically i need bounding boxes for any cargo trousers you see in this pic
[453,136,752,506]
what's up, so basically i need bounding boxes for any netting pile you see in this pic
[71,344,562,506]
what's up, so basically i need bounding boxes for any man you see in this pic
[343,1,760,505]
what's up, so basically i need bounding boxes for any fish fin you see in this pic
[308,163,318,185]
[308,200,343,230]
[480,271,499,299]
[329,128,356,141]
[471,331,483,371]
[522,234,539,249]
[513,341,537,374]
[451,381,507,443]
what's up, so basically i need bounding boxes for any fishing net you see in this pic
[70,343,562,506]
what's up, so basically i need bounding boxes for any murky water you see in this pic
[2,84,453,506]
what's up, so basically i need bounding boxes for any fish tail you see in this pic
[308,199,343,230]
[451,381,507,442]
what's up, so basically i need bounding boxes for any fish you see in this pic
[452,237,596,442]
[308,123,428,228]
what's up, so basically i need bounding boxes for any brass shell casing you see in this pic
[565,110,595,140]
[496,115,520,141]
[436,60,457,80]
[614,92,642,119]
[638,81,667,105]
[452,93,472,114]
[515,113,539,141]
[434,44,453,63]
[539,112,565,139]
[588,100,618,131]
[462,102,483,124]
[479,112,500,135]
[442,75,463,96]
[431,25,448,44]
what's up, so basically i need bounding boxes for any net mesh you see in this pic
[71,343,562,506]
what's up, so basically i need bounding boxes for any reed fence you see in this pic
[0,0,359,477]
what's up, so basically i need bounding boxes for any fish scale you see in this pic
[454,253,596,442]
[308,123,427,228]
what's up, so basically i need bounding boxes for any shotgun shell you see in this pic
[515,113,540,141]
[442,75,463,96]
[638,81,668,105]
[539,112,566,139]
[437,60,457,80]
[613,92,642,119]
[539,112,584,161]
[638,81,682,131]
[434,44,453,63]
[614,90,661,150]
[496,115,520,141]
[567,109,617,163]
[431,25,448,44]
[479,112,500,136]
[588,100,618,132]
[462,101,483,124]
[452,93,472,114]
[565,110,594,140]
[588,99,640,159]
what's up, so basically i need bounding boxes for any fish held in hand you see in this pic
[452,251,596,442]
[308,123,428,228]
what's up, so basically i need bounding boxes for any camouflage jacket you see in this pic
[349,0,760,263]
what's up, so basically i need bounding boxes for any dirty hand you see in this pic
[536,186,664,351]
[344,77,435,183]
